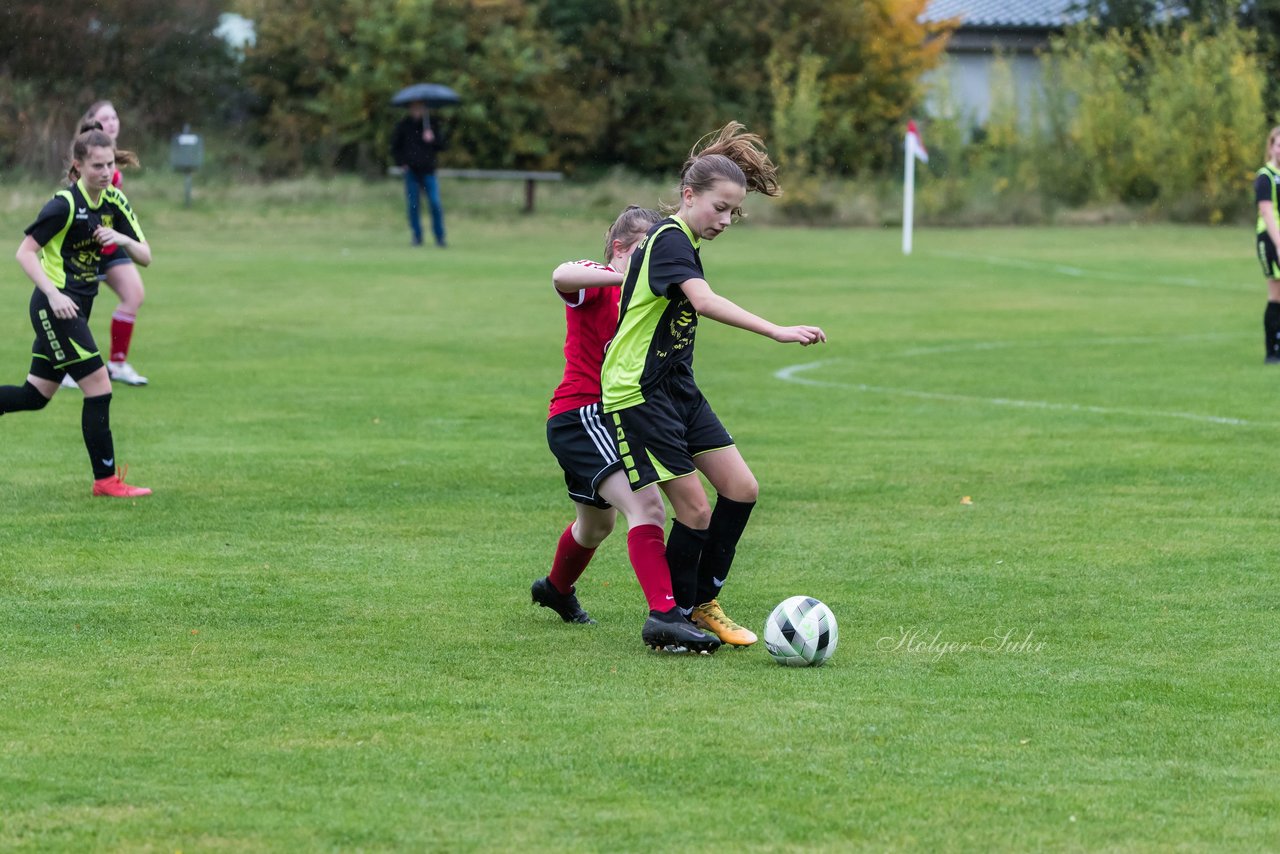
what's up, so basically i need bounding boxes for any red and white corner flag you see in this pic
[907,120,928,164]
[903,119,927,255]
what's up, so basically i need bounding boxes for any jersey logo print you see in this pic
[666,306,698,355]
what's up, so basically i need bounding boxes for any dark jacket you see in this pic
[391,115,447,174]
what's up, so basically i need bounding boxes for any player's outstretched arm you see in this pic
[682,278,826,346]
[552,262,623,294]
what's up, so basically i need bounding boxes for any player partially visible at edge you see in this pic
[1255,126,1280,363]
[0,122,152,497]
[599,122,825,647]
[532,205,721,654]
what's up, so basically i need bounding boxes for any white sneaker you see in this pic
[60,374,78,389]
[108,361,148,386]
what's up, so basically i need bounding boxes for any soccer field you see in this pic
[1,182,1276,850]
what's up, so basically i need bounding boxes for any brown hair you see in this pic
[67,120,139,182]
[679,121,780,202]
[603,205,661,262]
[1267,126,1280,165]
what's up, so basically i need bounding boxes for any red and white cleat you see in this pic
[107,361,148,386]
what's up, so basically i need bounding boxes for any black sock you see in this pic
[1265,302,1280,358]
[666,520,708,614]
[82,393,116,480]
[0,381,51,414]
[695,496,756,606]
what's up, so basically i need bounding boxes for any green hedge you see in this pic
[920,20,1265,225]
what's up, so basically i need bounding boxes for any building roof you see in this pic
[922,0,1085,29]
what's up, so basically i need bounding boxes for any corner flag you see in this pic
[906,120,928,164]
[902,120,928,255]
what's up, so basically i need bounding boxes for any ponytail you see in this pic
[680,122,780,198]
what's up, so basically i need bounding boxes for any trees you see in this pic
[761,0,949,173]
[0,0,237,174]
[238,0,597,174]
[2,0,953,177]
[536,0,952,175]
[919,12,1265,223]
[236,0,953,176]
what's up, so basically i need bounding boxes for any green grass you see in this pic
[1,175,1277,851]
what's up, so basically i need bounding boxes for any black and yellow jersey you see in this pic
[23,179,145,298]
[601,215,704,413]
[1256,163,1280,237]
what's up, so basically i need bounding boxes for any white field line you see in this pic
[894,332,1239,359]
[930,249,1252,291]
[775,360,1265,427]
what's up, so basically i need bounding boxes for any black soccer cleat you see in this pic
[641,607,721,654]
[531,577,596,624]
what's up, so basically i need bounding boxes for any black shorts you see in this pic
[1258,232,1280,279]
[102,252,134,271]
[607,372,733,491]
[547,403,623,509]
[27,289,103,381]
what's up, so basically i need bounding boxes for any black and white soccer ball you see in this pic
[764,596,838,667]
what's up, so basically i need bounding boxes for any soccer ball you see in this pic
[764,596,838,667]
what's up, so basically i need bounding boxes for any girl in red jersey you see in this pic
[532,205,721,654]
[83,100,149,386]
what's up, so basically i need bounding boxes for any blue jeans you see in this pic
[403,169,446,245]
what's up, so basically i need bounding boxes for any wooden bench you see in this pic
[436,168,564,213]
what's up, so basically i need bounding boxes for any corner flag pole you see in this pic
[902,120,928,256]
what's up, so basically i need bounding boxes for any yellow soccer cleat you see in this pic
[691,599,758,647]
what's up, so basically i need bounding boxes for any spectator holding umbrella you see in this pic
[390,83,458,248]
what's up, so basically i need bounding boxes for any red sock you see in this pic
[110,311,136,364]
[627,524,676,611]
[548,524,595,594]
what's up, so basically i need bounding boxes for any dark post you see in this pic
[169,124,204,208]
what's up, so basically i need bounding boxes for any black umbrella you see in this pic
[390,83,462,108]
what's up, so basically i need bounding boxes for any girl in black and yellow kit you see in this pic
[601,122,825,648]
[0,123,152,497]
[1255,126,1280,363]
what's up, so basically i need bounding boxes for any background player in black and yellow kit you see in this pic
[1255,126,1280,363]
[600,122,825,647]
[0,123,152,497]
